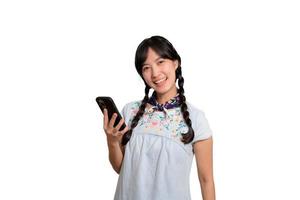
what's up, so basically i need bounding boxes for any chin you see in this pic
[154,86,172,95]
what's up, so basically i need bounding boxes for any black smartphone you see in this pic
[95,96,126,131]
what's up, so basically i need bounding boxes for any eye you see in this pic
[142,66,149,71]
[158,60,164,64]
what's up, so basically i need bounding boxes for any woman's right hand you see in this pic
[103,108,129,145]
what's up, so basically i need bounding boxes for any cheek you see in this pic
[142,73,151,83]
[166,69,176,79]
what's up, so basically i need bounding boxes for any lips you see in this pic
[154,77,167,84]
[154,77,167,86]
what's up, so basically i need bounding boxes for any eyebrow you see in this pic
[143,57,163,66]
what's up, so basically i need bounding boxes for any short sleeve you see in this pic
[121,101,139,128]
[192,109,213,144]
[121,103,131,127]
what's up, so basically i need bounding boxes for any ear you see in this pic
[174,60,179,70]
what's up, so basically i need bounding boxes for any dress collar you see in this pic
[147,92,182,113]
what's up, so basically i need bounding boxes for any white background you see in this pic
[1,0,299,199]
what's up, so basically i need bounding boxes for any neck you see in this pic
[155,87,179,104]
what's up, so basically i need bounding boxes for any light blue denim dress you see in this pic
[113,100,213,200]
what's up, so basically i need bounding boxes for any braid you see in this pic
[176,66,195,144]
[121,85,151,146]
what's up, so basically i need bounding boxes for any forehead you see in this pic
[144,48,162,63]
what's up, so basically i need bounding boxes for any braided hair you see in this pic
[121,36,194,146]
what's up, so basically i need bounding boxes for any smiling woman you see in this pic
[102,35,215,200]
[141,48,178,99]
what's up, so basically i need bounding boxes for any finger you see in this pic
[115,118,125,131]
[119,125,129,135]
[108,113,117,128]
[103,108,108,130]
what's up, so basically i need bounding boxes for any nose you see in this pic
[151,65,160,78]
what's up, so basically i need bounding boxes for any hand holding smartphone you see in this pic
[96,96,127,131]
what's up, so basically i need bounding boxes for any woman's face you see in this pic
[141,48,178,96]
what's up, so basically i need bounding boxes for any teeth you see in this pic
[155,78,166,84]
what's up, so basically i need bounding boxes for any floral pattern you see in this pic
[127,101,189,141]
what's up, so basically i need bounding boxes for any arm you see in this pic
[103,108,128,175]
[193,136,216,200]
[107,140,125,174]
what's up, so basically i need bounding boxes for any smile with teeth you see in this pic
[154,77,167,85]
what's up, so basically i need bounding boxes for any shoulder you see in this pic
[185,101,210,130]
[121,100,143,126]
[186,100,213,142]
[121,99,143,117]
[122,100,142,111]
[185,101,206,118]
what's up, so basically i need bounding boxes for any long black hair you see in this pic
[121,35,194,145]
